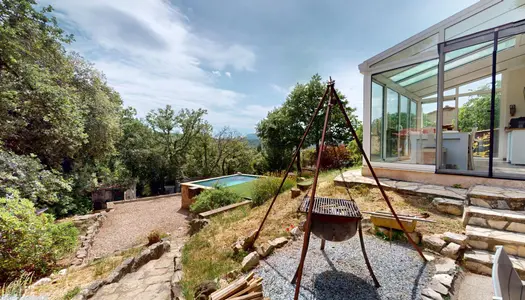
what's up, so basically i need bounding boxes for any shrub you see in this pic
[190,186,242,213]
[250,177,295,206]
[0,191,79,283]
[147,230,161,245]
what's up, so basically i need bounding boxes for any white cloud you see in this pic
[43,0,258,131]
[270,83,293,96]
[225,72,231,78]
[327,69,363,122]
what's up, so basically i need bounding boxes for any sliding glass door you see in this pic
[436,19,525,179]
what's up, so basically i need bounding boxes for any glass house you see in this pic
[359,0,525,186]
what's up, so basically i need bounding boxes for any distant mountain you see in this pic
[245,133,260,147]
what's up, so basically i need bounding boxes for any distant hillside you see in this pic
[246,133,260,147]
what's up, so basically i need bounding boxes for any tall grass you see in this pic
[250,177,295,206]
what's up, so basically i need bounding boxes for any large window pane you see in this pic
[371,60,437,165]
[385,89,399,159]
[370,82,383,162]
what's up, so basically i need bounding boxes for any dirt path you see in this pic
[89,196,188,259]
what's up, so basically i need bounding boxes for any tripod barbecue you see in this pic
[251,78,426,300]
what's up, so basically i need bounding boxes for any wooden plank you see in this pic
[363,211,436,223]
[228,292,263,300]
[199,200,252,218]
[210,278,247,300]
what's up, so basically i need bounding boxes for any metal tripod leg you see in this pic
[320,239,326,251]
[358,220,380,288]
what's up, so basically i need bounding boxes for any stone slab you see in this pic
[464,249,525,279]
[334,170,467,200]
[463,206,525,233]
[468,185,525,211]
[466,225,525,256]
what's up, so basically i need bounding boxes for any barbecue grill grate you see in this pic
[299,196,362,218]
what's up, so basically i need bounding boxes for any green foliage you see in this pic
[0,148,71,206]
[63,286,81,300]
[190,186,243,213]
[458,83,501,132]
[250,177,295,206]
[347,123,363,166]
[256,74,359,172]
[0,191,78,283]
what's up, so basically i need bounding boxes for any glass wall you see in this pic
[436,18,525,179]
[370,59,438,165]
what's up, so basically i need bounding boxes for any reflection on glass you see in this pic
[386,89,399,159]
[370,82,383,162]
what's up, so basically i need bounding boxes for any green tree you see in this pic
[257,74,358,172]
[458,93,500,132]
[146,105,208,190]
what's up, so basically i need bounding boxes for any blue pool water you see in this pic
[195,175,259,187]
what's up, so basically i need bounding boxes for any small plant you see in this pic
[63,286,81,300]
[285,224,295,233]
[250,177,295,206]
[452,184,463,189]
[190,186,242,213]
[1,272,33,297]
[147,230,162,246]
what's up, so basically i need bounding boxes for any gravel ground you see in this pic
[256,235,433,300]
[89,196,188,259]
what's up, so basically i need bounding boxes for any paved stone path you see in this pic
[335,170,467,200]
[456,273,493,300]
[92,239,184,300]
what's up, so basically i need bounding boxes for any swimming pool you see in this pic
[193,174,259,187]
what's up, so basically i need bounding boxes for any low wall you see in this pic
[361,167,525,189]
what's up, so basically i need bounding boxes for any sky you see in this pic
[43,0,479,134]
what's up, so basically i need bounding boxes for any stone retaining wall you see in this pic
[71,212,107,266]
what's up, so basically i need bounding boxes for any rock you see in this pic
[423,252,436,262]
[432,198,464,216]
[422,235,447,252]
[291,188,301,198]
[442,232,467,247]
[407,231,422,244]
[429,277,449,295]
[32,277,52,287]
[84,279,105,297]
[422,287,443,300]
[241,252,260,272]
[171,271,184,300]
[290,227,302,240]
[269,237,288,248]
[194,280,218,300]
[132,248,152,271]
[242,230,258,250]
[232,240,244,254]
[107,257,134,283]
[58,268,67,276]
[435,258,457,275]
[149,241,170,260]
[440,242,461,259]
[189,218,210,236]
[76,248,88,259]
[433,274,453,288]
[255,242,274,258]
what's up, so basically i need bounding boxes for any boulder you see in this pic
[189,219,210,236]
[107,257,134,283]
[440,242,461,259]
[242,230,258,250]
[291,188,301,198]
[269,237,288,248]
[132,248,152,271]
[442,232,467,247]
[194,280,218,300]
[422,235,447,252]
[32,277,52,287]
[432,198,464,216]
[435,258,457,275]
[255,242,275,258]
[241,252,260,272]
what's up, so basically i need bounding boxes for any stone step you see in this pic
[432,198,464,216]
[463,206,525,234]
[468,185,525,211]
[464,249,525,279]
[466,225,525,257]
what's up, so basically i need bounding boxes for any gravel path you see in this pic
[256,235,433,300]
[89,196,188,259]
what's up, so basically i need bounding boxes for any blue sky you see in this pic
[44,0,478,134]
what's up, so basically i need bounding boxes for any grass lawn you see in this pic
[225,181,255,199]
[181,167,463,299]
